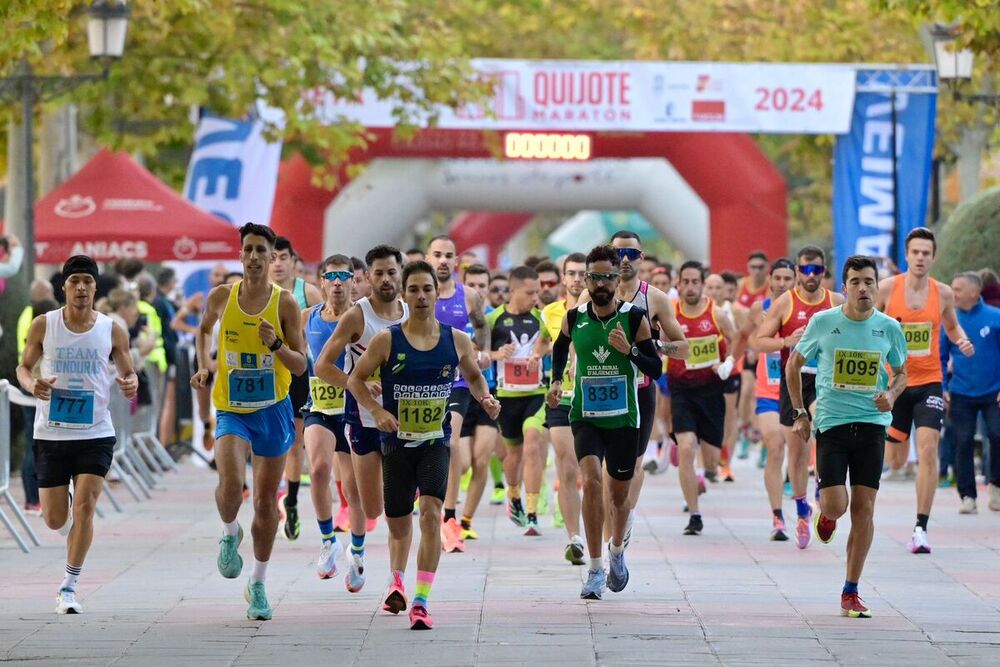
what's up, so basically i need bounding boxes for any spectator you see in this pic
[0,233,25,279]
[941,271,1000,513]
[980,268,1000,308]
[153,267,181,445]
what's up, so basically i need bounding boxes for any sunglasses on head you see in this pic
[587,271,620,283]
[323,270,353,282]
[616,248,642,262]
[798,264,825,277]
[539,279,559,289]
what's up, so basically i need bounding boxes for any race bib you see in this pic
[397,396,447,441]
[309,376,345,415]
[765,352,782,386]
[48,388,95,429]
[228,368,276,408]
[581,375,628,418]
[833,349,881,392]
[686,335,720,370]
[501,358,540,391]
[902,322,932,357]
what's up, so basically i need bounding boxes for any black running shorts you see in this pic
[34,437,116,488]
[815,422,886,490]
[382,440,450,518]
[571,422,639,482]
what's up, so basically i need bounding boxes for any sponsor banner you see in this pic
[832,90,937,280]
[314,59,857,134]
[35,237,239,264]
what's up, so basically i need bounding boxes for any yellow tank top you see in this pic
[212,281,291,413]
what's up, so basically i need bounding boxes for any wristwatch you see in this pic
[792,407,809,421]
[268,337,284,352]
[630,345,639,357]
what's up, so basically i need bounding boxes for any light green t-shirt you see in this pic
[795,306,907,434]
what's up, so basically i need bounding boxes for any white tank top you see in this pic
[34,309,116,441]
[346,297,409,427]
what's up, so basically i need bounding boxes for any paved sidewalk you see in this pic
[2,452,999,666]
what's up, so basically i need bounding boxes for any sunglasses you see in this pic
[323,270,353,282]
[539,279,559,289]
[616,248,642,262]
[490,286,509,294]
[798,264,825,277]
[587,271,620,283]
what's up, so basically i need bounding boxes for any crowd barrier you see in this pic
[0,380,42,553]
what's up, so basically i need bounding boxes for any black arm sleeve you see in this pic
[629,338,663,379]
[551,331,571,384]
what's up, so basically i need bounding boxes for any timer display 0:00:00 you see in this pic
[503,133,592,161]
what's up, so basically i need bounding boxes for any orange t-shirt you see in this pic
[885,276,942,386]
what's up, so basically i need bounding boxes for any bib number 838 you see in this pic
[586,384,619,403]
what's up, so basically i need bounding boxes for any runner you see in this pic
[17,255,139,614]
[669,261,738,535]
[706,272,749,482]
[876,227,974,553]
[486,271,511,503]
[425,235,490,554]
[751,245,843,549]
[737,252,771,459]
[788,255,908,618]
[315,245,409,551]
[547,245,663,599]
[301,254,368,589]
[739,258,796,539]
[191,223,308,620]
[347,260,499,630]
[270,236,323,541]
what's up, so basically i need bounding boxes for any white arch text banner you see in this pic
[312,60,858,134]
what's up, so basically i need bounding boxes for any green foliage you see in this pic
[933,186,1000,281]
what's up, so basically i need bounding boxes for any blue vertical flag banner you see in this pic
[833,87,937,280]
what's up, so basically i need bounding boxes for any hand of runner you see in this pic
[546,382,562,408]
[32,376,58,400]
[257,319,277,348]
[608,322,630,354]
[373,407,398,433]
[366,380,382,399]
[786,326,806,348]
[481,395,501,420]
[873,391,894,413]
[792,415,811,441]
[527,355,541,373]
[477,349,491,370]
[116,373,138,399]
[957,338,974,357]
[496,343,516,360]
[715,355,735,380]
[190,368,210,388]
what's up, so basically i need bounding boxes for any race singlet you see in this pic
[309,376,345,415]
[832,349,881,392]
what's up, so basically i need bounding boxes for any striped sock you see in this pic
[413,570,435,608]
[61,564,82,592]
[318,517,335,544]
[350,532,365,556]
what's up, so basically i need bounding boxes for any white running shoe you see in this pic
[346,553,366,593]
[989,484,1000,512]
[908,526,931,554]
[641,442,659,472]
[56,588,82,614]
[317,540,343,580]
[959,497,978,514]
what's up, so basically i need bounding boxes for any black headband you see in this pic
[62,255,99,282]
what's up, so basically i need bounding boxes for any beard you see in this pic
[592,289,614,306]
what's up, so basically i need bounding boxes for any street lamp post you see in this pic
[0,1,130,279]
[930,24,1000,107]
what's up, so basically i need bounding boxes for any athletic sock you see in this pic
[413,570,435,607]
[916,514,929,531]
[61,564,82,592]
[690,512,701,520]
[507,485,521,500]
[489,455,504,486]
[609,541,624,556]
[350,532,365,556]
[461,515,473,530]
[772,508,784,521]
[336,480,348,507]
[843,580,859,595]
[286,481,300,507]
[589,557,603,571]
[223,519,240,537]
[318,517,335,544]
[443,508,457,522]
[251,558,268,584]
[794,495,810,518]
[526,493,539,515]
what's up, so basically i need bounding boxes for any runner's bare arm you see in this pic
[650,288,689,359]
[467,287,491,351]
[16,315,48,396]
[315,305,363,388]
[938,283,974,355]
[455,330,491,402]
[191,285,229,387]
[875,362,908,412]
[874,275,894,311]
[346,330,390,418]
[304,282,324,308]
[750,291,788,353]
[715,306,741,358]
[110,321,139,399]
[272,290,308,376]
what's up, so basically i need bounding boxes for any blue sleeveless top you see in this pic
[305,305,345,369]
[435,283,470,389]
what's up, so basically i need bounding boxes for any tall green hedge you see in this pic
[933,187,1000,281]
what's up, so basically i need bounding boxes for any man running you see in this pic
[347,260,499,630]
[426,235,489,553]
[876,227,973,553]
[706,272,748,482]
[17,255,139,614]
[315,245,409,558]
[548,245,663,599]
[788,255,907,618]
[751,245,842,549]
[270,237,323,541]
[736,252,771,460]
[192,223,308,620]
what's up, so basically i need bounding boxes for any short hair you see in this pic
[585,245,621,268]
[108,287,137,312]
[797,245,826,263]
[509,265,539,283]
[662,262,674,275]
[523,255,545,269]
[464,263,490,280]
[135,273,156,300]
[841,255,879,284]
[719,271,739,287]
[155,267,176,288]
[563,252,586,268]
[954,271,983,289]
[748,250,768,262]
[534,260,560,278]
[905,226,936,254]
[679,260,707,280]
[980,268,999,286]
[321,254,352,271]
[405,248,424,257]
[239,222,276,247]
[490,272,508,283]
[274,236,294,255]
[610,230,641,244]
[770,257,796,274]
[114,258,144,280]
[224,271,243,283]
[364,245,402,267]
[350,256,366,272]
[643,254,660,264]
[402,260,437,290]
[427,234,455,250]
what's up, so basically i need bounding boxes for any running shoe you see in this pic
[244,580,273,621]
[642,441,659,472]
[683,515,704,535]
[460,467,473,493]
[276,486,287,524]
[524,515,542,536]
[908,526,931,554]
[461,523,480,541]
[757,446,767,469]
[795,505,812,550]
[441,517,465,553]
[58,493,74,536]
[770,515,789,541]
[552,504,565,529]
[282,499,301,541]
[366,516,378,532]
[623,510,635,550]
[299,473,311,486]
[783,480,793,498]
[382,572,408,614]
[840,592,872,618]
[346,553,366,593]
[704,469,718,484]
[720,463,735,482]
[55,588,82,614]
[317,539,343,580]
[814,511,837,544]
[565,535,585,565]
[409,604,433,630]
[24,502,42,516]
[507,498,527,527]
[217,524,244,579]
[490,485,505,505]
[580,568,606,600]
[607,545,629,593]
[334,505,350,533]
[735,438,750,460]
[959,497,978,514]
[989,483,1000,512]
[669,439,679,468]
